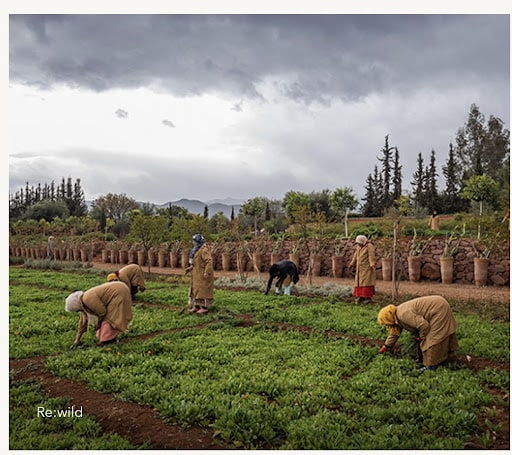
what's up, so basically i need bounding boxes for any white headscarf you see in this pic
[65,291,84,312]
[355,235,368,245]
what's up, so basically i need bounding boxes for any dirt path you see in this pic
[10,356,227,450]
[94,261,510,304]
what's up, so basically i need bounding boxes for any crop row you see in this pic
[9,268,510,449]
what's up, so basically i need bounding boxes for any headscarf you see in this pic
[107,273,119,282]
[377,304,402,337]
[355,235,368,245]
[65,291,84,312]
[189,234,205,265]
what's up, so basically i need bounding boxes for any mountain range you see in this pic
[85,198,244,217]
[156,198,243,217]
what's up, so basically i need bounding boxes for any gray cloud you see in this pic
[115,108,129,119]
[161,119,175,128]
[9,15,509,105]
[8,14,510,205]
[8,146,304,204]
[231,101,243,112]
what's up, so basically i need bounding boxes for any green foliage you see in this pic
[9,267,510,449]
[441,225,465,257]
[128,214,168,251]
[9,380,138,449]
[21,199,70,222]
[240,197,267,233]
[455,104,509,182]
[283,190,310,223]
[462,174,500,214]
[350,222,384,239]
[407,228,432,256]
[22,258,91,271]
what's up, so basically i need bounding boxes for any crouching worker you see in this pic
[377,295,459,372]
[107,263,145,300]
[265,260,299,296]
[65,281,133,347]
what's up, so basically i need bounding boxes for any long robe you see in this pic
[380,295,459,366]
[76,281,133,344]
[117,264,146,295]
[190,245,214,302]
[349,242,376,298]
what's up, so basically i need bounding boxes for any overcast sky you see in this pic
[7,9,510,207]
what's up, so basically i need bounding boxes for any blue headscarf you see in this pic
[189,234,205,265]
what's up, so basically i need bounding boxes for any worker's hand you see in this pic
[379,345,387,354]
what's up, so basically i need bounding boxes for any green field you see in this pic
[9,267,509,449]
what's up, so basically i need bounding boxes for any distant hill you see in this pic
[158,198,242,217]
[85,198,243,217]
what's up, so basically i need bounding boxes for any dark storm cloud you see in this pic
[9,14,509,104]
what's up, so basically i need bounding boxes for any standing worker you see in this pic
[348,235,376,303]
[187,234,214,314]
[46,235,55,260]
[377,295,460,371]
[428,210,440,230]
[65,281,133,347]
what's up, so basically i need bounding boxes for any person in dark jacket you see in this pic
[265,260,299,296]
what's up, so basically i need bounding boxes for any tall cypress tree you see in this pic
[361,172,376,217]
[411,152,427,210]
[362,165,384,217]
[424,150,439,212]
[392,147,402,204]
[442,143,466,213]
[72,178,88,216]
[377,135,393,212]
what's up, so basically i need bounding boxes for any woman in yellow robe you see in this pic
[348,235,376,302]
[377,295,459,371]
[65,281,133,347]
[187,234,214,314]
[107,263,145,300]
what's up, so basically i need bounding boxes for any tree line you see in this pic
[9,104,509,240]
[9,177,88,220]
[361,104,509,217]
